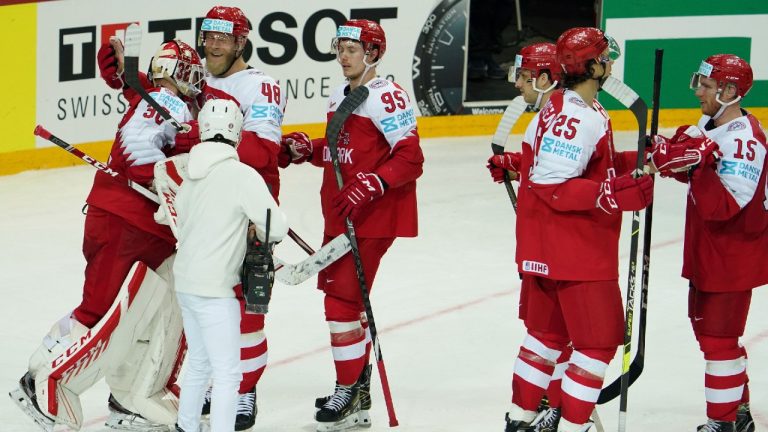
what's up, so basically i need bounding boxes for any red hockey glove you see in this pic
[487,152,522,183]
[333,172,386,220]
[596,174,654,214]
[649,132,720,176]
[279,132,313,168]
[97,38,125,90]
[174,121,200,153]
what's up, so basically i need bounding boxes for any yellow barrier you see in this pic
[2,108,766,177]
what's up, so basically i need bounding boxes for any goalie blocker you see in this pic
[10,258,184,431]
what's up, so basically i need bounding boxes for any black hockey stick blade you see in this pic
[123,23,184,132]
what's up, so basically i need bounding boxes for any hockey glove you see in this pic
[278,132,313,168]
[173,121,201,154]
[333,172,386,220]
[487,152,522,183]
[242,238,275,315]
[596,173,654,215]
[649,129,720,176]
[97,38,125,90]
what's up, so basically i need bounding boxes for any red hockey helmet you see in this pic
[199,6,250,46]
[332,19,387,60]
[509,42,562,83]
[556,27,610,75]
[691,54,753,97]
[149,40,205,97]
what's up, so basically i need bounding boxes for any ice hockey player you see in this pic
[97,6,286,429]
[648,54,766,432]
[10,40,204,432]
[279,19,424,431]
[172,98,288,432]
[484,41,573,425]
[502,27,653,432]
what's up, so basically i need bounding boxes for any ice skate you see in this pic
[697,419,735,432]
[9,372,55,432]
[529,407,560,432]
[106,394,171,431]
[736,403,754,432]
[235,387,257,431]
[504,412,532,432]
[315,383,361,431]
[315,364,372,427]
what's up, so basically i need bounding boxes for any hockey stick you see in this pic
[33,125,349,285]
[598,76,648,431]
[490,96,528,210]
[597,51,663,406]
[326,85,399,427]
[123,23,185,132]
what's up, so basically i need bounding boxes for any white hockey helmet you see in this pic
[198,99,244,145]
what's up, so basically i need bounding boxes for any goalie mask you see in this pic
[149,40,205,98]
[199,99,244,145]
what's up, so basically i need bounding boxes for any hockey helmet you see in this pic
[332,19,387,60]
[509,42,562,83]
[199,99,244,145]
[690,54,753,97]
[199,6,250,46]
[556,27,619,75]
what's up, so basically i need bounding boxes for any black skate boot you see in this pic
[736,403,755,432]
[106,394,170,431]
[697,419,736,432]
[9,372,55,431]
[529,407,561,432]
[315,383,361,431]
[504,412,532,432]
[235,387,257,431]
[315,364,372,427]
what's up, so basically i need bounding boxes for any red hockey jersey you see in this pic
[86,87,193,244]
[311,79,423,238]
[516,90,637,281]
[682,113,768,292]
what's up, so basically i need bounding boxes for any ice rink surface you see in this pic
[1,132,766,431]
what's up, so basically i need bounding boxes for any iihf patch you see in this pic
[522,260,549,275]
[568,97,587,108]
[728,121,746,131]
[369,79,388,89]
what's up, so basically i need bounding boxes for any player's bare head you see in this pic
[556,27,619,88]
[510,42,561,109]
[199,99,244,146]
[199,6,251,76]
[332,19,387,78]
[149,40,205,99]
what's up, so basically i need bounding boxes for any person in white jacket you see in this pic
[172,99,288,432]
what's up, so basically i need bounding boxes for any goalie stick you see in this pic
[326,85,399,427]
[33,125,350,285]
[490,96,528,210]
[598,50,663,406]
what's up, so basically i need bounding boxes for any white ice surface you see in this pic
[1,132,766,431]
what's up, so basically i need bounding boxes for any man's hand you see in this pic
[487,152,522,183]
[332,172,386,220]
[597,174,654,214]
[97,37,125,90]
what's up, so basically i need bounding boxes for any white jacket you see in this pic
[173,141,288,298]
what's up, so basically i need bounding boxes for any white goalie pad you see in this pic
[153,154,190,237]
[27,261,177,430]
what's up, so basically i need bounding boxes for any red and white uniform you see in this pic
[509,90,635,425]
[517,89,636,280]
[76,88,192,328]
[684,113,768,293]
[682,112,767,422]
[202,68,286,198]
[311,79,423,385]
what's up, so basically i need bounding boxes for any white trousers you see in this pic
[176,292,242,432]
